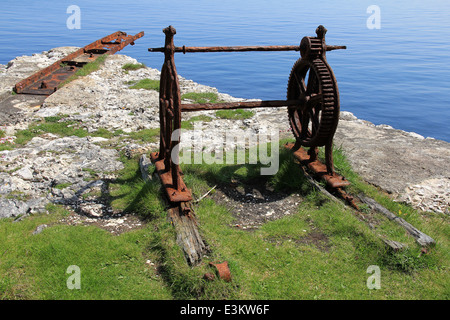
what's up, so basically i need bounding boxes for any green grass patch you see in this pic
[0,129,15,151]
[215,109,254,120]
[0,203,172,299]
[181,92,220,104]
[128,79,160,92]
[122,63,146,71]
[1,116,122,149]
[108,152,166,216]
[12,116,89,147]
[53,183,72,190]
[125,128,160,144]
[181,115,213,130]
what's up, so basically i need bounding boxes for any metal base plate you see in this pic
[285,143,350,188]
[150,152,193,203]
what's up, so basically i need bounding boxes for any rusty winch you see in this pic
[148,25,348,209]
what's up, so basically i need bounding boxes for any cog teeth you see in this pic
[287,57,339,147]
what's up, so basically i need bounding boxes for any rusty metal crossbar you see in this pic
[149,25,347,204]
[149,44,346,53]
[181,99,302,112]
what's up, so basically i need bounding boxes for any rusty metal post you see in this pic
[159,26,182,189]
[151,26,192,203]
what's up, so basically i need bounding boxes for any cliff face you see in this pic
[0,48,448,219]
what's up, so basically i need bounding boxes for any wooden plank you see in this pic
[358,194,435,247]
[167,202,207,266]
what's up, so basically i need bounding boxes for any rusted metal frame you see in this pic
[14,31,144,95]
[97,31,145,55]
[150,25,346,205]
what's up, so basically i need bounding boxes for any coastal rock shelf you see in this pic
[0,48,449,220]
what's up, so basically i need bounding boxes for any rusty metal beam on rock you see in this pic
[181,99,301,112]
[14,31,144,95]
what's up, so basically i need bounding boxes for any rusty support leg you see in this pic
[308,146,319,162]
[151,25,192,203]
[325,139,334,175]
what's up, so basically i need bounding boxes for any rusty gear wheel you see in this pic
[287,57,340,147]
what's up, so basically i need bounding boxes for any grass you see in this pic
[125,128,160,144]
[122,63,146,71]
[181,115,213,130]
[181,92,220,104]
[128,79,160,92]
[0,116,160,152]
[0,140,448,300]
[53,183,72,190]
[215,109,254,120]
[58,55,107,89]
[180,92,255,120]
[0,115,134,151]
[0,203,172,299]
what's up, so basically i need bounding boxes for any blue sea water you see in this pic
[0,0,449,141]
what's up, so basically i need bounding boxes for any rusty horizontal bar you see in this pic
[149,44,346,54]
[181,99,301,112]
[326,45,347,51]
[149,45,301,53]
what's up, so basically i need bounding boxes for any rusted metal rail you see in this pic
[181,99,301,112]
[149,44,346,53]
[14,31,144,95]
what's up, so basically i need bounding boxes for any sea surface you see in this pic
[0,0,449,141]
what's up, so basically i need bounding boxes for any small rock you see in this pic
[79,203,104,217]
[15,166,33,180]
[0,199,30,218]
[32,224,48,235]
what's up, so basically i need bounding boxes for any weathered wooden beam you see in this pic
[140,154,206,265]
[168,202,207,266]
[357,194,435,247]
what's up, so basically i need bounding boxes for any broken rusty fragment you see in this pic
[209,261,232,282]
[14,31,144,95]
